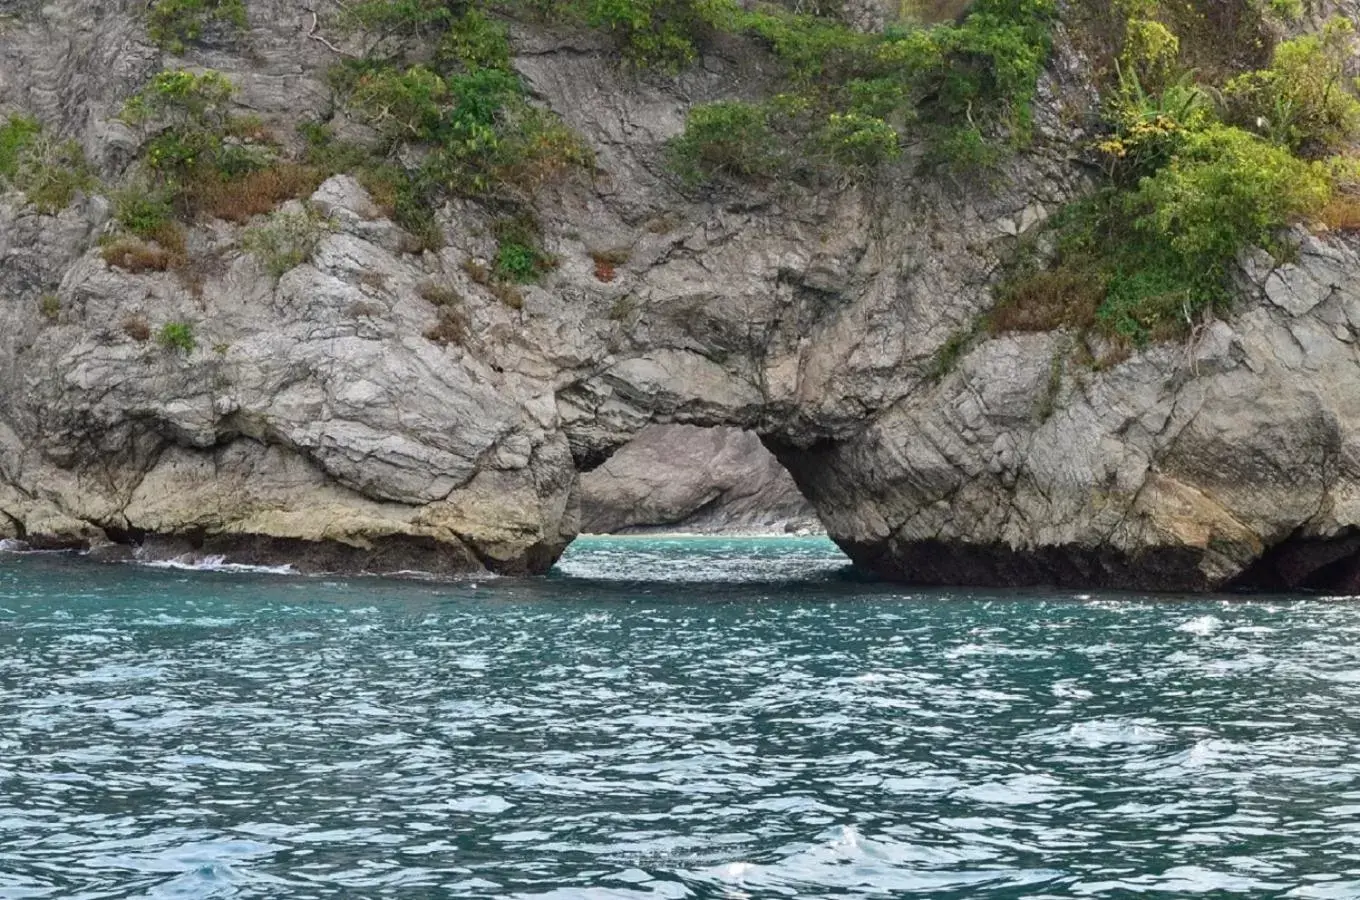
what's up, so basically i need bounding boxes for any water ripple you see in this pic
[2,541,1360,898]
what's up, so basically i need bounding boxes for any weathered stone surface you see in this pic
[1,1,1359,588]
[580,425,819,534]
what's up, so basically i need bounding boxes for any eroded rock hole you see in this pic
[577,425,825,536]
[1230,528,1360,594]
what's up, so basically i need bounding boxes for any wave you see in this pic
[134,554,297,576]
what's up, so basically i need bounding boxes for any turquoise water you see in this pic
[3,536,1360,898]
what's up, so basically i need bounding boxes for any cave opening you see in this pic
[575,424,827,537]
[554,423,853,581]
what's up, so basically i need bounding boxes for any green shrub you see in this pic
[1265,0,1304,21]
[1115,17,1182,99]
[1097,245,1204,342]
[437,7,512,72]
[669,101,780,182]
[113,189,176,238]
[663,0,1055,181]
[299,122,375,174]
[1131,124,1329,273]
[924,0,1057,137]
[1097,71,1214,184]
[926,124,1000,172]
[740,5,876,84]
[341,17,590,201]
[123,69,236,129]
[1223,17,1360,155]
[818,112,901,167]
[243,207,332,277]
[147,0,247,53]
[492,214,553,282]
[123,69,253,196]
[123,68,307,225]
[576,0,738,69]
[1006,121,1331,345]
[157,321,196,354]
[348,64,451,142]
[335,0,454,56]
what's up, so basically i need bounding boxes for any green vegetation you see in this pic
[113,189,176,238]
[1223,17,1360,155]
[157,320,197,354]
[927,319,982,380]
[492,215,554,281]
[335,0,459,56]
[243,207,331,277]
[119,69,322,240]
[0,115,40,178]
[668,101,780,181]
[325,2,591,268]
[666,0,1056,181]
[569,0,725,70]
[499,0,726,69]
[122,70,255,181]
[984,3,1360,349]
[147,0,248,53]
[82,0,1360,363]
[0,115,94,213]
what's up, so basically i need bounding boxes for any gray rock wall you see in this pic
[1,1,1358,589]
[579,425,819,534]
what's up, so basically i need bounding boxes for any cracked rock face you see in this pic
[3,1,1360,589]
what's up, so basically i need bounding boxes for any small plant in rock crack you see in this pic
[147,0,248,54]
[157,320,196,354]
[242,207,332,278]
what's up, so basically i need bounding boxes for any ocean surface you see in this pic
[3,536,1360,899]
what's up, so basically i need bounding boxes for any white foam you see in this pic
[1177,614,1222,636]
[137,554,296,576]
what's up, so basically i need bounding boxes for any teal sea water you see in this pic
[3,536,1360,899]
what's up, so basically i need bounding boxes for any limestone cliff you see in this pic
[2,0,1359,590]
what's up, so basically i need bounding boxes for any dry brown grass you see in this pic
[490,282,524,310]
[121,315,152,342]
[989,268,1104,334]
[357,169,400,219]
[423,306,469,345]
[102,238,173,274]
[183,164,323,224]
[418,281,461,307]
[223,116,275,143]
[462,259,492,285]
[1092,343,1132,370]
[359,271,389,291]
[899,0,973,24]
[1320,193,1360,231]
[345,300,387,319]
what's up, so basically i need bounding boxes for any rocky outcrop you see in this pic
[2,0,1360,589]
[579,425,819,533]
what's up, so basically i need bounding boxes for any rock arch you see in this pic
[2,2,1360,591]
